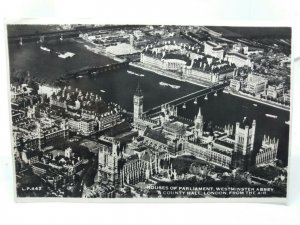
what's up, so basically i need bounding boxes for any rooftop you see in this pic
[227,51,248,60]
[24,150,41,158]
[206,41,219,47]
[211,147,232,156]
[97,138,113,148]
[31,162,51,171]
[214,139,234,149]
[144,127,168,145]
[162,53,191,65]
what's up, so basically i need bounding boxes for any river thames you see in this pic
[8,38,290,165]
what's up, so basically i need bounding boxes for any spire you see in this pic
[197,107,202,118]
[195,107,202,121]
[135,81,143,97]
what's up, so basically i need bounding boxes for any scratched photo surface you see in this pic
[7,24,291,199]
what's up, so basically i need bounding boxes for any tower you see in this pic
[34,121,42,151]
[98,141,120,186]
[65,147,72,158]
[194,107,203,139]
[129,34,134,46]
[60,119,69,139]
[255,135,279,166]
[145,163,150,180]
[133,82,143,124]
[232,118,256,170]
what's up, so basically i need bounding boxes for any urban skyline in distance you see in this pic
[8,24,290,199]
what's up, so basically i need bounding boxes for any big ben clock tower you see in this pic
[133,82,143,123]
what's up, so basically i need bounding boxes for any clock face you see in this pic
[134,98,143,104]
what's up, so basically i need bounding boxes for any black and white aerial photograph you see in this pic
[7,24,291,200]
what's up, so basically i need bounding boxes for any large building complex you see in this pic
[225,51,252,68]
[204,41,224,59]
[95,83,279,191]
[48,86,121,135]
[140,44,236,85]
[38,84,61,98]
[246,74,268,94]
[131,84,262,170]
[224,43,252,67]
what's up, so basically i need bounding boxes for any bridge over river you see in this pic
[61,61,129,79]
[8,25,143,44]
[144,82,228,115]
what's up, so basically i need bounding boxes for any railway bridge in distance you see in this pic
[61,61,129,79]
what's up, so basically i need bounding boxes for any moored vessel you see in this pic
[58,51,75,59]
[265,114,278,119]
[40,46,51,52]
[127,70,145,77]
[159,81,180,89]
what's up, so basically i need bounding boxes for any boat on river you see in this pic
[265,114,278,119]
[159,82,180,89]
[40,46,51,52]
[58,51,75,59]
[127,70,145,77]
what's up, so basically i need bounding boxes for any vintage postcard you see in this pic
[6,24,291,202]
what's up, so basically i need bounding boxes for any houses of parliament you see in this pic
[97,83,279,187]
